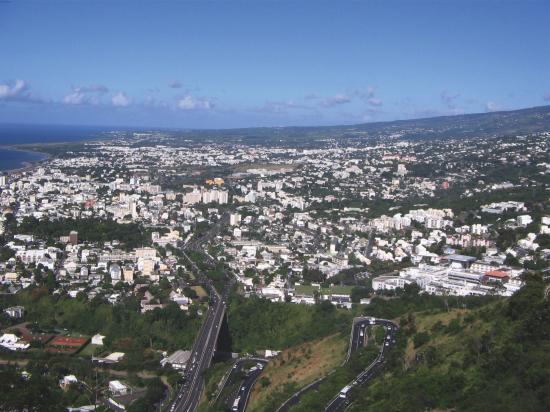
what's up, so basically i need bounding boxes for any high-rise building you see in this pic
[218,190,228,204]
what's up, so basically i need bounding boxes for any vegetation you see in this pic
[348,276,550,412]
[226,286,353,352]
[0,288,203,369]
[247,333,348,412]
[16,216,148,250]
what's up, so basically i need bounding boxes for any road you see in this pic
[364,228,375,259]
[292,224,321,254]
[325,319,397,412]
[184,212,230,260]
[276,318,377,412]
[171,274,233,412]
[346,318,372,363]
[221,359,269,412]
[169,214,232,412]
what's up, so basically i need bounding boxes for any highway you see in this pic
[220,359,269,412]
[325,319,397,412]
[345,318,373,363]
[169,213,232,412]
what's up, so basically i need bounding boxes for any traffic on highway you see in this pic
[168,214,233,412]
[325,318,398,412]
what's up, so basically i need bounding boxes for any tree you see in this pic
[488,280,506,299]
[30,285,49,302]
[420,292,431,309]
[437,286,450,312]
[75,291,87,302]
[413,331,430,348]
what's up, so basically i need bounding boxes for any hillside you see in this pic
[217,277,550,412]
[349,276,550,412]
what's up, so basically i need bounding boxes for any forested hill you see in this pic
[350,275,550,412]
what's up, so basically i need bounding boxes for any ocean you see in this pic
[0,123,132,172]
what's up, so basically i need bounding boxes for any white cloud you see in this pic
[319,94,351,108]
[27,93,42,103]
[484,101,507,112]
[0,79,27,100]
[361,87,375,99]
[366,106,385,115]
[169,79,183,88]
[177,95,212,110]
[72,84,108,93]
[111,92,134,107]
[368,98,382,106]
[143,96,156,106]
[61,92,86,105]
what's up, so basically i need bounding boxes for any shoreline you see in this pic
[0,147,50,174]
[2,134,117,174]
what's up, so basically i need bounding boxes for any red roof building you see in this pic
[483,271,510,285]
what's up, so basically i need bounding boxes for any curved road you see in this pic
[325,319,397,412]
[275,317,396,412]
[220,359,269,412]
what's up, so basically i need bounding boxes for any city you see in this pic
[0,111,549,411]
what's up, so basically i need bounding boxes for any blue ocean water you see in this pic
[0,149,48,172]
[0,123,132,172]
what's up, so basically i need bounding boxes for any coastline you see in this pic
[0,147,50,174]
[3,134,117,174]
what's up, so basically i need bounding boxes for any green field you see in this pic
[295,285,354,296]
[78,343,103,357]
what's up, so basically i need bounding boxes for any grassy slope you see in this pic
[247,332,349,412]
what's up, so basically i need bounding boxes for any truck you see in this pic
[359,330,364,337]
[340,385,351,398]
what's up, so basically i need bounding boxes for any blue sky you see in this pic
[1,0,548,129]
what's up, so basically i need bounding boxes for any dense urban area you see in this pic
[0,106,549,412]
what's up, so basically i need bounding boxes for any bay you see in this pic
[0,149,48,172]
[0,123,134,172]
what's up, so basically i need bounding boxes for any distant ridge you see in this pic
[342,104,550,140]
[118,105,550,143]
